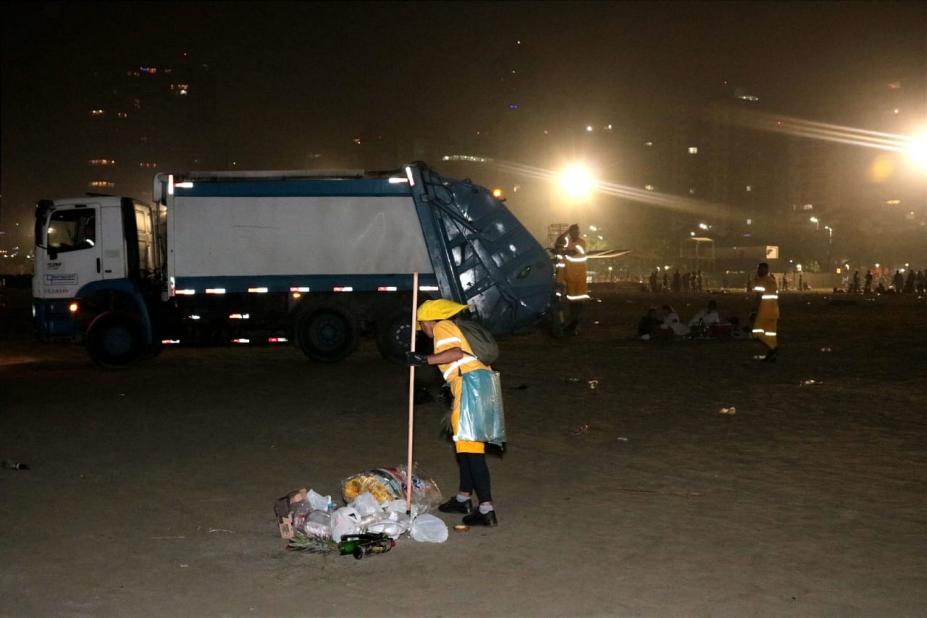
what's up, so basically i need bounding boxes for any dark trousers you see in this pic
[457,452,492,503]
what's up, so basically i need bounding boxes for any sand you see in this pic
[1,287,925,617]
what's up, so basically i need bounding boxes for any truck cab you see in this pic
[33,196,162,364]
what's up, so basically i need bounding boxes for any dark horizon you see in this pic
[2,1,925,265]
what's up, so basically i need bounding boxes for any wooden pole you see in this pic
[405,272,419,514]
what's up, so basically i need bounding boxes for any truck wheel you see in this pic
[297,306,360,362]
[375,308,414,363]
[87,312,141,368]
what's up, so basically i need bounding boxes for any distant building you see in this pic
[79,53,218,201]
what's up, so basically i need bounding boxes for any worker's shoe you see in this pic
[438,496,473,514]
[463,509,498,527]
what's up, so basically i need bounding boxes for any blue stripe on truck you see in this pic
[177,179,413,198]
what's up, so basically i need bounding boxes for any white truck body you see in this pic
[169,196,433,279]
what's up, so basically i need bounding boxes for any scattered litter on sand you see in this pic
[820,346,833,352]
[2,460,29,471]
[800,379,821,386]
[565,377,581,384]
[276,466,448,561]
[616,436,629,442]
[571,424,591,435]
[587,379,599,390]
[719,407,737,415]
[208,528,234,534]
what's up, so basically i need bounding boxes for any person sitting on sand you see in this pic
[659,304,689,337]
[637,307,661,340]
[688,299,721,334]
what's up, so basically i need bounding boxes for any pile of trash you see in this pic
[275,465,448,559]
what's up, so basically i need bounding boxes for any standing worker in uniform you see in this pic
[405,299,500,527]
[554,224,589,336]
[752,262,779,362]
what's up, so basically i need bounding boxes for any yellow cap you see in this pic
[416,299,468,328]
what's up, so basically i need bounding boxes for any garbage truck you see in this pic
[32,163,554,366]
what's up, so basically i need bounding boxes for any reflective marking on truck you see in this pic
[187,315,201,320]
[205,288,226,294]
[161,339,181,345]
[45,273,78,285]
[248,287,269,293]
[229,313,250,320]
[232,338,250,344]
[176,289,196,295]
[332,286,353,292]
[419,285,440,292]
[268,337,288,343]
[377,286,398,292]
[289,286,310,293]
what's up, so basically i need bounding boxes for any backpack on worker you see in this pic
[453,317,499,365]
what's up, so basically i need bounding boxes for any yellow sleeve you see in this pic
[433,321,464,354]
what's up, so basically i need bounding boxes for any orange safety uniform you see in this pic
[433,319,492,454]
[752,273,779,350]
[555,235,589,301]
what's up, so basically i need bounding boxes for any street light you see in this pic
[909,132,927,172]
[559,164,595,199]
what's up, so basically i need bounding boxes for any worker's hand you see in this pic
[405,351,430,367]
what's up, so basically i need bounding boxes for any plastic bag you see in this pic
[342,469,403,504]
[331,507,362,542]
[342,466,442,514]
[308,489,331,512]
[456,370,506,446]
[303,510,331,537]
[367,511,411,539]
[352,492,381,518]
[410,514,448,543]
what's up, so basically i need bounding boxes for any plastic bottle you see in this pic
[327,498,335,539]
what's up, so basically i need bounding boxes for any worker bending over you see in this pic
[405,299,501,527]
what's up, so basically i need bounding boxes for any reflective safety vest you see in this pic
[555,236,589,300]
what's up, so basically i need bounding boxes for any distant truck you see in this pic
[32,163,553,366]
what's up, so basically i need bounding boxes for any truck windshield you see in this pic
[47,209,96,252]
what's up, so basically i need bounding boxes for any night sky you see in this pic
[2,1,925,259]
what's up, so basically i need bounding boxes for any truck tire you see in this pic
[296,305,360,362]
[87,312,141,368]
[375,308,414,363]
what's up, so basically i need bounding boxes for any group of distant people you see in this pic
[637,262,781,362]
[637,300,750,341]
[648,269,704,293]
[848,269,926,295]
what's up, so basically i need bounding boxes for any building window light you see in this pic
[89,180,115,189]
[688,146,698,154]
[644,141,653,147]
[746,185,752,192]
[90,109,105,117]
[644,184,655,191]
[117,112,128,119]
